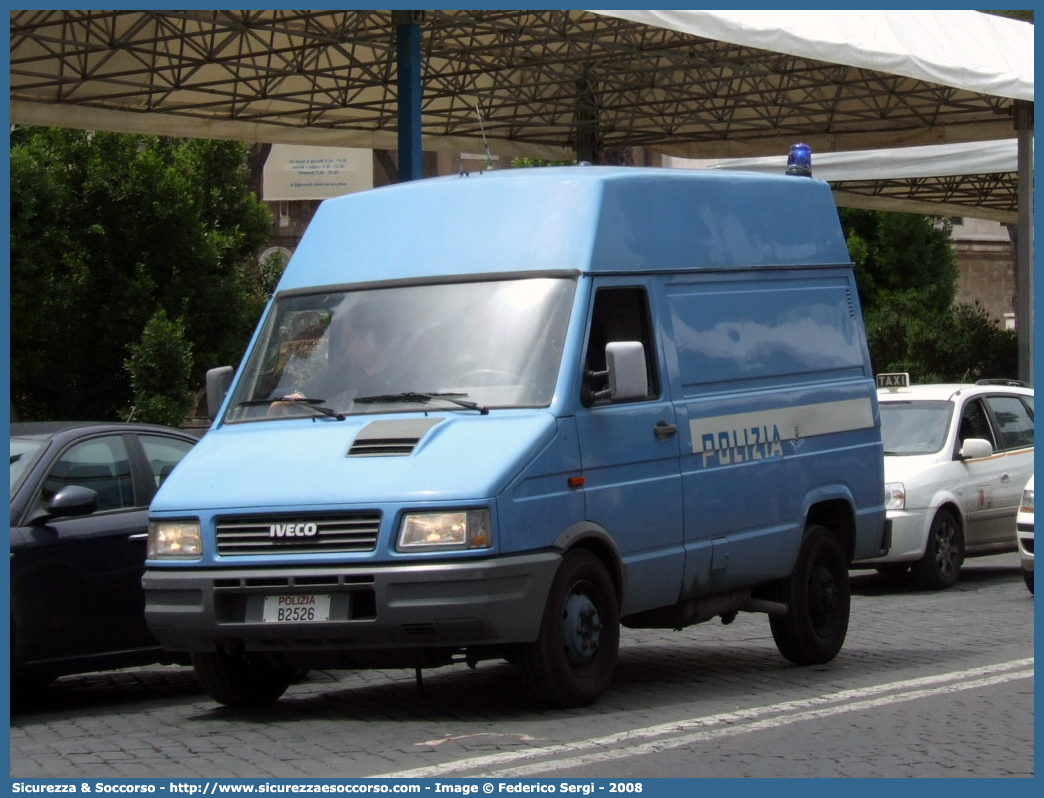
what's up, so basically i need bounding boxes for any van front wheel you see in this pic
[192,650,295,708]
[770,526,850,665]
[520,550,619,708]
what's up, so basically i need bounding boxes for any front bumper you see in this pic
[1016,524,1034,573]
[143,552,560,654]
[853,509,926,565]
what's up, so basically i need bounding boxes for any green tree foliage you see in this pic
[125,310,195,427]
[510,156,575,168]
[842,208,958,313]
[840,208,1017,382]
[985,10,1033,23]
[10,128,272,421]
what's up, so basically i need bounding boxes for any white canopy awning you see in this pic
[667,139,1022,181]
[665,139,1028,223]
[596,10,1033,102]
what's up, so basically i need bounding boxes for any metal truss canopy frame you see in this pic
[8,8,1034,381]
[9,10,1024,156]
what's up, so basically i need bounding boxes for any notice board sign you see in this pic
[263,144,373,201]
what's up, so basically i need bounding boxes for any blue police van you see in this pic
[144,166,888,708]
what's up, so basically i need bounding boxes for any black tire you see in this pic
[1024,571,1034,594]
[912,510,963,590]
[770,525,850,665]
[520,549,620,708]
[192,651,295,708]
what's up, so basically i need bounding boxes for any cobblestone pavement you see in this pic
[9,554,1033,778]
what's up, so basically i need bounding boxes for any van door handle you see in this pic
[1000,473,1010,483]
[654,421,678,439]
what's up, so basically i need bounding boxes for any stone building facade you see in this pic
[950,217,1017,329]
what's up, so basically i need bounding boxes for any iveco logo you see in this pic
[269,522,319,538]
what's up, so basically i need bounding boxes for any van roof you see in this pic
[277,166,851,293]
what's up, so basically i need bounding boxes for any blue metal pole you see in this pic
[395,12,422,182]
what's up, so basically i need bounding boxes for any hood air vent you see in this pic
[347,418,444,457]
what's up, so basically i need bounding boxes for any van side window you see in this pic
[582,287,659,406]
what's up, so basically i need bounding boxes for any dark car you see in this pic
[10,421,199,686]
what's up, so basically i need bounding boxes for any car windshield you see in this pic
[10,438,47,499]
[225,276,576,422]
[879,401,954,455]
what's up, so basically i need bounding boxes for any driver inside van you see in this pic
[273,304,395,412]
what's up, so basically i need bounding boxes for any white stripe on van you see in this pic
[690,397,875,458]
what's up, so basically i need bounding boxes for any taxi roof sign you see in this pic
[876,372,910,389]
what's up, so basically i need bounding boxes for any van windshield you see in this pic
[225,277,576,421]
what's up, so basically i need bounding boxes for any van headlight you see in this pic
[884,482,906,511]
[398,509,492,551]
[148,520,202,559]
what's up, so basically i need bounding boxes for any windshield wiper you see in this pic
[354,391,489,415]
[237,397,346,421]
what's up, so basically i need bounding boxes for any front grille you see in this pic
[215,513,381,555]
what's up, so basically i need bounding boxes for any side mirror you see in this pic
[28,485,98,526]
[958,437,994,460]
[206,366,235,420]
[603,341,649,402]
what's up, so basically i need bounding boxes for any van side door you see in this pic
[662,270,877,591]
[573,283,684,616]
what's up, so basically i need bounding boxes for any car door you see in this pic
[978,393,1034,545]
[11,433,153,668]
[573,282,685,616]
[114,431,197,649]
[956,394,1034,549]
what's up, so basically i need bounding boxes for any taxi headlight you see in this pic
[884,482,906,511]
[148,520,202,559]
[1020,488,1034,514]
[398,510,492,551]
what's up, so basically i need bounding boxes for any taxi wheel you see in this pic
[192,651,295,708]
[912,510,962,590]
[520,549,620,708]
[770,525,850,665]
[1024,571,1034,594]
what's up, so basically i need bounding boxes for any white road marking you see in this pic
[417,733,545,747]
[376,658,1033,778]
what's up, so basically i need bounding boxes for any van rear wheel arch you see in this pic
[804,498,857,563]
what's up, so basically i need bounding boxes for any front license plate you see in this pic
[262,594,332,623]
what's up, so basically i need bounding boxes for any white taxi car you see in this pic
[1016,475,1033,594]
[854,375,1034,589]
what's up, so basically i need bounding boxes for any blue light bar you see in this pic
[786,143,812,177]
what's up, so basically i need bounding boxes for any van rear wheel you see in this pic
[770,525,850,665]
[192,650,295,708]
[520,549,619,708]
